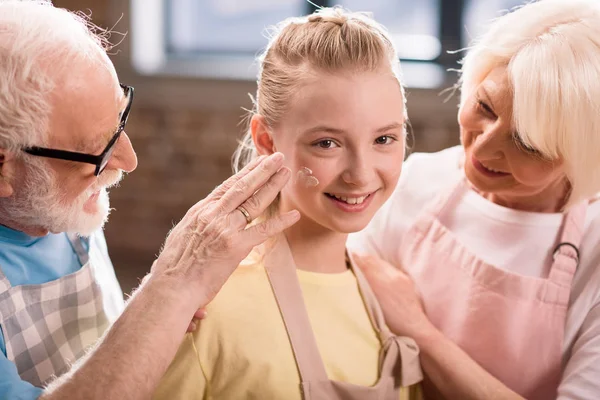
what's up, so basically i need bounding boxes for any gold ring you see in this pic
[236,205,252,224]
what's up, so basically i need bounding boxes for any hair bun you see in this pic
[307,13,347,27]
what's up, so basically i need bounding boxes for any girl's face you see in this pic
[459,66,568,210]
[258,69,406,234]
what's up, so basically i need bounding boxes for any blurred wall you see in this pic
[53,0,460,294]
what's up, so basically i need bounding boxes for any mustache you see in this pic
[91,169,124,192]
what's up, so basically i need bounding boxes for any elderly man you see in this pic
[0,2,299,399]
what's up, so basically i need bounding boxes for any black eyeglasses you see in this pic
[22,84,134,176]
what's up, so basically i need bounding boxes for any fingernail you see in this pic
[279,167,291,177]
[268,152,284,165]
[248,155,266,170]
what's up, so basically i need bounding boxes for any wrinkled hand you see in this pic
[151,153,299,321]
[353,253,434,340]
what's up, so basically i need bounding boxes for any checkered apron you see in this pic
[0,234,111,387]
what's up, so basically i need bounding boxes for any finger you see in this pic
[353,254,375,275]
[352,254,388,282]
[186,321,197,333]
[242,209,300,248]
[194,308,207,319]
[232,167,291,228]
[205,155,267,203]
[218,152,285,214]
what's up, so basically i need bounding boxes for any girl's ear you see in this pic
[251,115,276,155]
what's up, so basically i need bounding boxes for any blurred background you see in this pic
[52,0,527,294]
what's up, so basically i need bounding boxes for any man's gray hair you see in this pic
[0,0,113,153]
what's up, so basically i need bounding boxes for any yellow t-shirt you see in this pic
[154,257,422,400]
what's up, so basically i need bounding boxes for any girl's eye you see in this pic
[375,135,397,145]
[314,139,338,149]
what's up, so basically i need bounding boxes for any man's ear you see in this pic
[251,115,277,155]
[0,149,16,198]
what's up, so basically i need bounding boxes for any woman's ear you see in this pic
[251,115,276,156]
[0,149,16,198]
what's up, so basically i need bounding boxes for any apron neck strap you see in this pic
[428,174,469,218]
[347,252,391,341]
[263,236,330,383]
[548,201,588,288]
[348,253,424,386]
[67,234,90,266]
[0,265,10,292]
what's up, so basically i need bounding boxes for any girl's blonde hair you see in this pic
[232,6,405,173]
[459,0,600,208]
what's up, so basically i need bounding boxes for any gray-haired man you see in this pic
[0,2,298,399]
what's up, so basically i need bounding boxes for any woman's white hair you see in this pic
[0,0,112,152]
[460,0,600,208]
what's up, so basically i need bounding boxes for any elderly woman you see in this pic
[348,0,600,399]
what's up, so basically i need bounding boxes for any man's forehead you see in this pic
[49,82,126,153]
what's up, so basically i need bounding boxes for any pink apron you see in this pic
[399,177,587,400]
[264,236,423,399]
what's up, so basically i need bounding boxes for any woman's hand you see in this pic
[354,254,526,400]
[353,253,436,340]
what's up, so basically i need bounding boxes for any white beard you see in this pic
[1,158,123,236]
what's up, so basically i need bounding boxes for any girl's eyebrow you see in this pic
[302,121,405,136]
[376,122,404,133]
[302,125,346,135]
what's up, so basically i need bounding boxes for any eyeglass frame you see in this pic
[22,84,134,176]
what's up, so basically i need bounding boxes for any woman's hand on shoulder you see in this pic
[353,253,436,340]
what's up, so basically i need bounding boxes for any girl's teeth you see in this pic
[332,194,368,204]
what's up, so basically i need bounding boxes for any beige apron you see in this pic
[264,236,423,400]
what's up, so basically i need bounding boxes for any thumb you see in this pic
[352,253,373,272]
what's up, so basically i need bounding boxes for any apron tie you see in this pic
[380,334,423,387]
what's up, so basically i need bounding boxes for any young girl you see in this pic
[154,7,422,400]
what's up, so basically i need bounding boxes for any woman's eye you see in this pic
[475,99,495,117]
[315,139,338,149]
[375,135,396,145]
[512,134,540,155]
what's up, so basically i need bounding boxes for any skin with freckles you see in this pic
[459,66,569,212]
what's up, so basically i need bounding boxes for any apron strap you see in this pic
[428,174,468,219]
[0,265,11,292]
[548,201,587,290]
[264,236,330,383]
[347,253,388,339]
[349,253,423,386]
[380,335,423,387]
[67,234,90,266]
